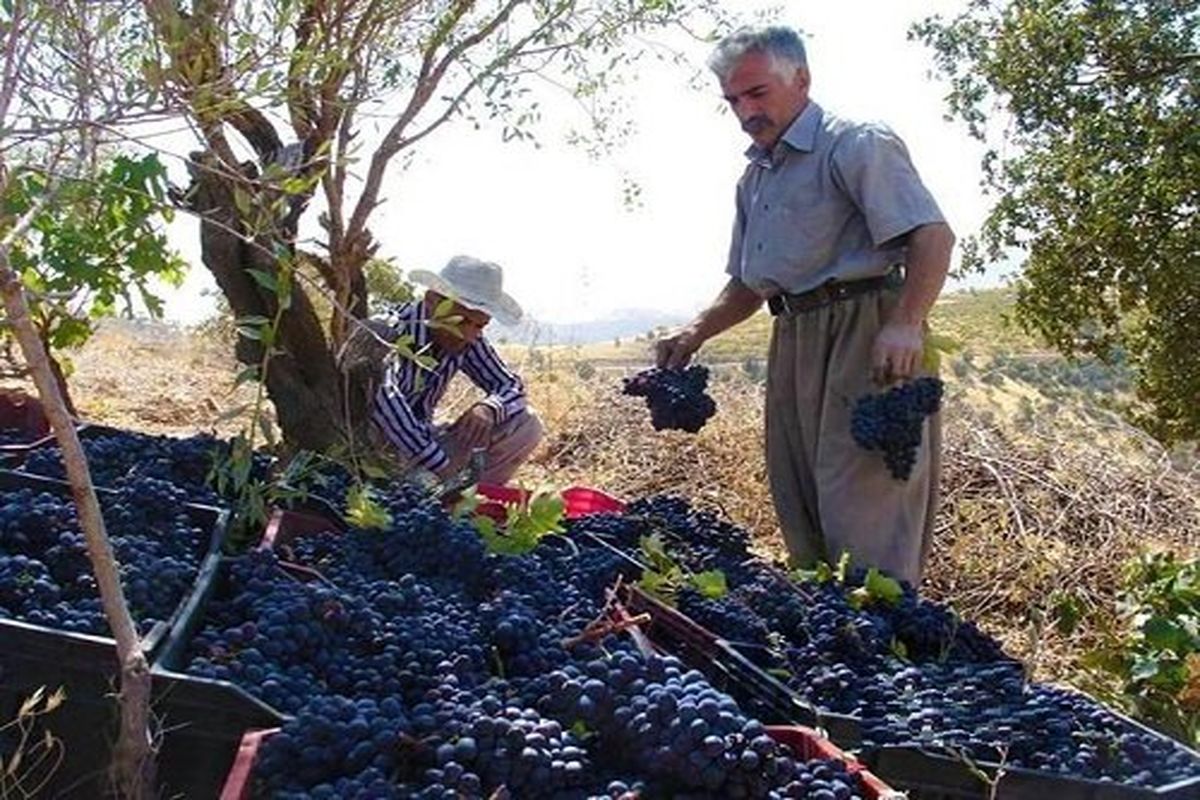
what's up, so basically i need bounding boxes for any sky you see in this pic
[158,0,1006,327]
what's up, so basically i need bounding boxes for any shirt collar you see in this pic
[744,101,823,165]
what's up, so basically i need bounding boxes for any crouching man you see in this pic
[371,255,543,485]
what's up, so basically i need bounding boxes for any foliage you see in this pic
[365,258,416,314]
[1078,551,1200,746]
[113,0,732,452]
[793,552,905,611]
[0,154,184,379]
[466,490,566,556]
[913,1,1200,441]
[637,532,727,602]
[0,686,65,800]
[345,483,393,530]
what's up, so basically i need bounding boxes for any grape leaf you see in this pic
[864,568,903,607]
[345,484,392,530]
[689,570,728,599]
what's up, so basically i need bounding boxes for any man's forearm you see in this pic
[687,278,763,341]
[892,222,955,325]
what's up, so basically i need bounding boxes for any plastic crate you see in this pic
[0,389,50,445]
[219,727,280,800]
[0,618,284,798]
[766,725,903,799]
[258,506,345,551]
[0,469,227,660]
[475,482,626,520]
[858,722,1200,800]
[216,726,901,800]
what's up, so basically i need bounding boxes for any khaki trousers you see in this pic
[440,409,544,485]
[765,288,940,586]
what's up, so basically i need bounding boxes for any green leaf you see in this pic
[1131,655,1163,683]
[1142,616,1193,653]
[639,533,675,573]
[689,570,727,599]
[235,324,262,341]
[834,552,851,584]
[526,492,565,533]
[638,568,677,601]
[863,568,904,607]
[233,366,261,387]
[247,269,278,292]
[1052,592,1084,636]
[233,187,254,218]
[792,562,834,585]
[345,484,392,530]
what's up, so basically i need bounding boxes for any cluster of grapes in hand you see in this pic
[622,366,717,434]
[850,377,944,480]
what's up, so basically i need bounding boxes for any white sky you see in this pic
[159,0,1004,326]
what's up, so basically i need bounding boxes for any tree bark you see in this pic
[1,232,155,800]
[182,152,350,452]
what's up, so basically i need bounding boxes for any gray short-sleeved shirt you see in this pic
[726,101,946,296]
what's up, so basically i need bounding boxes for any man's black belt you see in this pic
[767,269,902,316]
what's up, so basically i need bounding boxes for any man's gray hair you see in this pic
[707,25,807,82]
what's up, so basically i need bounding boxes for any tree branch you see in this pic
[346,0,528,243]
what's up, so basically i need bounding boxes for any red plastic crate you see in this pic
[475,483,626,519]
[766,726,902,799]
[259,507,343,550]
[219,727,280,800]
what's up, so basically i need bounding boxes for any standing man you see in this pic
[656,26,955,585]
[371,255,543,486]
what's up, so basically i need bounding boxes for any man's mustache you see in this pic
[741,115,771,134]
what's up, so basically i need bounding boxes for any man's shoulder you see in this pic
[820,108,900,146]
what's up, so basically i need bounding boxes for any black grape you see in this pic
[850,377,943,480]
[622,366,717,434]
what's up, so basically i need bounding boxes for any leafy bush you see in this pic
[1083,552,1200,746]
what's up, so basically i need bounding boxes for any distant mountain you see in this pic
[488,308,692,346]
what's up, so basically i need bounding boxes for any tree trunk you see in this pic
[183,153,348,452]
[1,238,156,800]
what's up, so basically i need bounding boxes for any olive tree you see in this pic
[914,0,1199,441]
[128,0,726,452]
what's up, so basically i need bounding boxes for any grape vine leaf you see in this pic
[690,570,728,600]
[864,568,904,606]
[345,484,392,530]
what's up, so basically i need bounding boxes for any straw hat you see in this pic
[408,255,523,326]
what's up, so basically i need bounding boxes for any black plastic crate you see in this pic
[0,469,227,659]
[0,617,284,799]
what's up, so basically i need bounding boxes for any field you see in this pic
[13,287,1200,700]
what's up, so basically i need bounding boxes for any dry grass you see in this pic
[508,361,1200,690]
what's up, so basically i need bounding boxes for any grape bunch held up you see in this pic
[850,377,944,480]
[622,366,717,434]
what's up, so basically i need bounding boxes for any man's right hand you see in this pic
[655,327,704,369]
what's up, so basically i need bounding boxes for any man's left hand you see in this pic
[871,321,924,385]
[451,404,496,450]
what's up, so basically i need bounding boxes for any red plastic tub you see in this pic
[259,507,343,550]
[765,726,902,799]
[218,727,280,800]
[475,483,626,520]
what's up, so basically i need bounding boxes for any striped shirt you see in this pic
[371,300,527,472]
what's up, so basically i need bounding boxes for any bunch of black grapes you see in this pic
[622,366,717,434]
[850,377,944,480]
